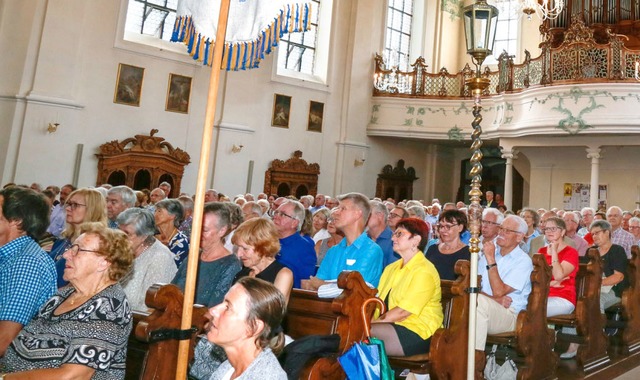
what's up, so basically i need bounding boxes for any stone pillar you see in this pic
[586,148,601,210]
[501,148,518,211]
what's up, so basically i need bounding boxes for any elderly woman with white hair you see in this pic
[117,208,177,311]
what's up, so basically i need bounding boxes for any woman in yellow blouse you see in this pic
[372,218,443,356]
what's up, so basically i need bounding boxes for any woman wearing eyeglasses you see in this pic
[48,188,108,288]
[372,218,443,356]
[425,209,470,280]
[1,223,133,379]
[537,217,578,317]
[314,209,343,266]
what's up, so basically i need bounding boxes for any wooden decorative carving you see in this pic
[96,129,191,196]
[264,150,320,198]
[375,159,418,202]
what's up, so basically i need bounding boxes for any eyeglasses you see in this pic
[65,202,87,210]
[392,230,412,239]
[273,210,296,220]
[388,213,402,220]
[437,223,458,231]
[64,244,103,257]
[542,226,561,233]
[481,220,501,227]
[629,226,640,230]
[498,227,522,235]
[591,229,605,236]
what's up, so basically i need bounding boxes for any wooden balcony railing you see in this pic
[373,19,640,100]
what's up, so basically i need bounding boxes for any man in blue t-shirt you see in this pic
[273,200,317,288]
[0,187,57,356]
[303,193,383,290]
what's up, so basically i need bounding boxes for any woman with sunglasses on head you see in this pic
[314,209,343,266]
[425,209,470,280]
[371,218,443,356]
[48,188,108,288]
[1,223,134,379]
[537,217,579,317]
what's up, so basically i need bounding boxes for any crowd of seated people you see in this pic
[1,180,639,379]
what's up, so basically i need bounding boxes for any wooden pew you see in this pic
[486,254,558,380]
[549,247,608,372]
[386,260,471,380]
[126,272,376,380]
[283,271,377,380]
[608,245,640,355]
[125,284,208,380]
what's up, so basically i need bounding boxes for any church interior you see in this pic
[2,0,640,208]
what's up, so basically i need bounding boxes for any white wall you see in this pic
[0,0,390,198]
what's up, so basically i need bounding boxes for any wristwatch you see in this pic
[486,263,497,270]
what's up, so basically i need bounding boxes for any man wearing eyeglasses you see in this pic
[628,217,640,246]
[303,193,383,291]
[562,212,589,256]
[475,215,533,375]
[607,206,635,259]
[0,187,57,357]
[272,200,317,288]
[480,208,503,246]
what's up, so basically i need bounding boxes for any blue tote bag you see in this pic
[338,298,394,380]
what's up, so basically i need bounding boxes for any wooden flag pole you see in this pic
[175,0,231,378]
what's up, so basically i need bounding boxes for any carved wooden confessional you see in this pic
[96,129,191,197]
[264,150,319,198]
[375,160,418,202]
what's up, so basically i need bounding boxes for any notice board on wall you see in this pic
[563,183,608,211]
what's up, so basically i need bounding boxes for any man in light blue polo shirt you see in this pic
[475,215,533,371]
[0,187,57,356]
[303,193,383,290]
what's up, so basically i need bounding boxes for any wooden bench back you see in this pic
[620,245,640,352]
[283,271,377,353]
[429,259,471,379]
[125,284,208,380]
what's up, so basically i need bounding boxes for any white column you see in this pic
[586,148,601,210]
[501,148,518,211]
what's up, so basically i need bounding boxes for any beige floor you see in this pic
[614,365,640,379]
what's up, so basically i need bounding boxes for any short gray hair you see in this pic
[284,200,306,232]
[590,219,612,233]
[408,205,426,219]
[581,207,595,216]
[370,200,389,220]
[116,208,156,237]
[337,192,371,222]
[483,207,504,224]
[155,199,184,228]
[243,201,263,217]
[504,215,527,234]
[108,185,136,207]
[177,195,194,212]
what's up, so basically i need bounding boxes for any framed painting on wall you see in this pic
[307,101,324,132]
[165,73,193,113]
[113,63,144,107]
[272,94,292,128]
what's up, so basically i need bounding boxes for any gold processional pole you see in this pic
[176,0,231,378]
[462,0,498,378]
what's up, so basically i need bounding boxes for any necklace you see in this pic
[68,282,111,306]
